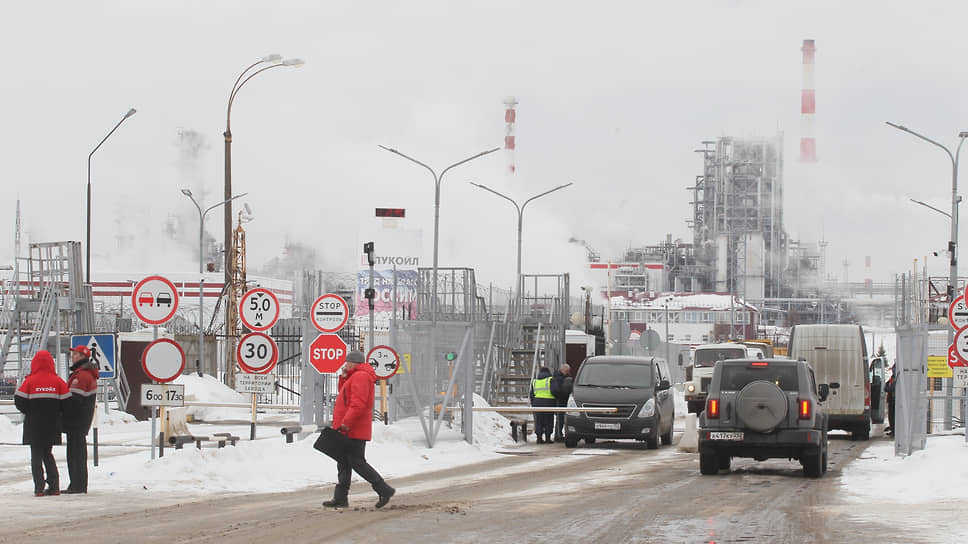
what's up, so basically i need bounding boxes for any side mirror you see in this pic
[818,384,829,402]
[657,379,671,391]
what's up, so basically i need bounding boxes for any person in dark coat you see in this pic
[323,350,395,509]
[530,366,556,444]
[64,345,98,494]
[14,350,70,496]
[550,364,574,442]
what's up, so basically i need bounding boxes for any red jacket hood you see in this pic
[30,350,56,375]
[346,361,377,384]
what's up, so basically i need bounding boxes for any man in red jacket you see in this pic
[64,345,99,494]
[324,350,395,509]
[15,350,70,496]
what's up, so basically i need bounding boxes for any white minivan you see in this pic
[788,324,871,439]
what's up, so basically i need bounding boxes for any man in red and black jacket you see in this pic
[64,345,99,494]
[323,350,395,509]
[15,350,70,496]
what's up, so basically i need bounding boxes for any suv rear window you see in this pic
[694,348,746,368]
[720,365,799,391]
[576,363,653,388]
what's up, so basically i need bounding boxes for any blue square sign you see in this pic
[71,334,116,379]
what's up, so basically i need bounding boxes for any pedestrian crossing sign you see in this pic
[71,334,116,379]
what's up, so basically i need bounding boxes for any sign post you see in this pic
[141,337,185,459]
[367,346,400,425]
[236,332,278,440]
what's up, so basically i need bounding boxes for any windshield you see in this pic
[576,363,653,387]
[720,365,799,391]
[694,348,746,368]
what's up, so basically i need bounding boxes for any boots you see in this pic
[536,435,545,444]
[323,485,349,508]
[375,486,395,508]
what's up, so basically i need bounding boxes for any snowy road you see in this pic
[0,430,937,544]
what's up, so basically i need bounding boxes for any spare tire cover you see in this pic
[735,380,788,432]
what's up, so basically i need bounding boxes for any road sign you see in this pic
[141,383,185,407]
[311,294,349,333]
[367,345,400,379]
[954,329,968,368]
[953,367,968,388]
[950,296,968,330]
[234,373,275,394]
[141,338,185,383]
[236,332,279,374]
[308,333,348,374]
[131,275,180,325]
[239,288,280,332]
[950,342,968,368]
[71,334,116,379]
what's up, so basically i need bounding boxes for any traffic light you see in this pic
[445,352,456,361]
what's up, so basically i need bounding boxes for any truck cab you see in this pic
[684,343,762,414]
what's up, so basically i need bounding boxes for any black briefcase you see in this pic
[313,427,350,461]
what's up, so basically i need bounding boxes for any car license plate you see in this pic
[709,432,743,441]
[594,422,621,431]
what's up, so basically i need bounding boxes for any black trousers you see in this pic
[66,431,88,491]
[334,439,391,501]
[532,397,556,437]
[554,398,568,439]
[29,443,58,493]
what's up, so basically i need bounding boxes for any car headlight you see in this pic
[686,384,696,393]
[566,396,579,416]
[637,398,655,418]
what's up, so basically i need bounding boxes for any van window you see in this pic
[577,363,653,388]
[694,348,747,368]
[720,365,799,391]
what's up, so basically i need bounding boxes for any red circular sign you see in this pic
[141,338,185,383]
[236,332,279,374]
[311,294,349,333]
[239,288,281,332]
[308,333,348,374]
[131,275,180,325]
[367,345,400,379]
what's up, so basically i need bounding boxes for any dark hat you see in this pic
[346,350,365,364]
[70,345,91,358]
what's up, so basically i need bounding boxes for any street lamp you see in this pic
[223,54,303,311]
[87,108,137,284]
[469,181,573,298]
[887,121,968,431]
[182,189,248,377]
[378,145,501,324]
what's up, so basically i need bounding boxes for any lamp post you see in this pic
[378,145,500,324]
[469,182,573,300]
[87,108,137,284]
[887,122,968,432]
[223,54,303,320]
[182,189,248,377]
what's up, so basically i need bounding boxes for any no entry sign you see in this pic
[239,288,280,332]
[311,294,348,333]
[237,332,279,374]
[308,333,348,374]
[132,276,180,325]
[141,338,185,383]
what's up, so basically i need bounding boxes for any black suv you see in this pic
[698,358,830,478]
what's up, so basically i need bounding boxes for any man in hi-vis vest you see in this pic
[530,366,556,444]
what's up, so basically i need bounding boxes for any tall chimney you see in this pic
[800,39,817,162]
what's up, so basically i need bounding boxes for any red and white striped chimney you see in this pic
[504,96,517,174]
[800,39,817,162]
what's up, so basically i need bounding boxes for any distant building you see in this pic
[609,292,759,345]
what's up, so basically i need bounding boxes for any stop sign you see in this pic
[308,333,348,374]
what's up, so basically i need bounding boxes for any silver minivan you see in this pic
[565,356,675,449]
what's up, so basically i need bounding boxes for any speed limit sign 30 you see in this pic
[237,332,279,374]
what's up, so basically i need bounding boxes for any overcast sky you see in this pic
[3,1,968,291]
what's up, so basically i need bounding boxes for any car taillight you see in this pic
[751,361,769,367]
[707,398,720,419]
[799,399,812,420]
[864,381,871,410]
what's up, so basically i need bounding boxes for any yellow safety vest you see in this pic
[532,377,554,399]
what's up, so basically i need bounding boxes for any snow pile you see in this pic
[469,393,516,448]
[95,408,138,427]
[0,414,19,442]
[841,434,968,503]
[173,373,249,421]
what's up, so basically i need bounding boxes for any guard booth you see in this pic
[118,329,175,420]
